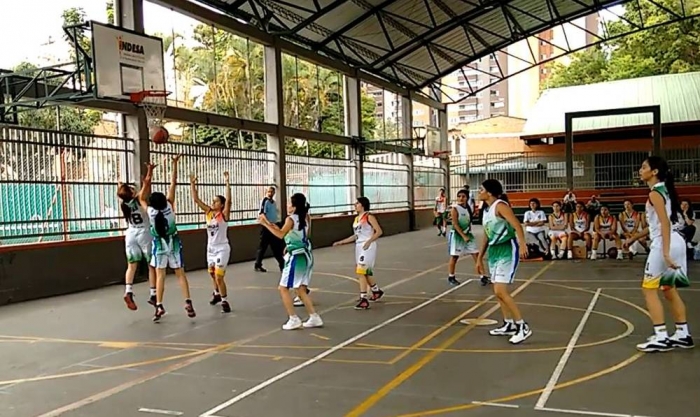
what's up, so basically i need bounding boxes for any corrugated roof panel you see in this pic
[522,72,700,136]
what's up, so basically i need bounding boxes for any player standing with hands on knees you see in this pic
[190,171,232,314]
[475,179,531,344]
[624,156,693,352]
[333,197,385,309]
[118,161,157,310]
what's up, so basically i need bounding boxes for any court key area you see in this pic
[0,228,698,417]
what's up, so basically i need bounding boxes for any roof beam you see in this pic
[150,0,445,110]
[315,0,403,49]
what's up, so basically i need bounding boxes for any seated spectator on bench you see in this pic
[523,198,549,253]
[548,201,568,259]
[586,195,601,218]
[679,199,696,245]
[591,206,623,260]
[568,202,592,259]
[619,199,648,257]
[562,188,577,214]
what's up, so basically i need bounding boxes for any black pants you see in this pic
[680,225,696,243]
[254,224,285,271]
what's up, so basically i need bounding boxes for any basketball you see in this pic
[152,127,169,144]
[607,247,618,259]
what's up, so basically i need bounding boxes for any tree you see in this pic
[548,0,700,87]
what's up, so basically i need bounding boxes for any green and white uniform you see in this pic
[280,214,313,289]
[482,199,520,284]
[643,182,689,290]
[123,199,152,263]
[147,202,184,270]
[448,204,478,257]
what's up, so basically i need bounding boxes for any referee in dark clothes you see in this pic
[254,186,285,272]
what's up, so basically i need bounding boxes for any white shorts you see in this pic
[280,249,313,289]
[150,237,184,270]
[355,242,377,276]
[643,232,687,290]
[548,230,568,239]
[207,243,231,270]
[487,240,520,284]
[447,230,478,257]
[125,232,152,263]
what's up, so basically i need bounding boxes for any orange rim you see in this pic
[129,90,170,104]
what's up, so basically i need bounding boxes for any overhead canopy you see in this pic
[191,0,624,91]
[522,71,700,138]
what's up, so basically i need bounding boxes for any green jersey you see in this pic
[451,204,474,242]
[482,199,517,261]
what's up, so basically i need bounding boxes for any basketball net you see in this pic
[129,90,170,132]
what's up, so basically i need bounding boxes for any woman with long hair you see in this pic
[259,193,323,330]
[591,206,623,260]
[624,156,693,352]
[523,198,548,253]
[148,154,195,322]
[619,199,648,257]
[475,179,531,344]
[547,201,568,259]
[567,202,591,258]
[190,171,232,314]
[333,197,385,309]
[117,162,157,310]
[446,189,490,286]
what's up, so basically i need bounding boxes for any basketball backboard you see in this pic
[91,22,166,101]
[424,125,442,156]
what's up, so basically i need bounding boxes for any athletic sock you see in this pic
[654,324,668,339]
[149,288,156,296]
[125,284,133,294]
[214,290,220,295]
[675,322,690,338]
[360,292,368,299]
[370,284,380,292]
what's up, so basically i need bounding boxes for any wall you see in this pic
[524,135,700,154]
[506,185,700,207]
[0,209,434,306]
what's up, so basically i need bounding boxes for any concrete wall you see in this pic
[0,209,434,306]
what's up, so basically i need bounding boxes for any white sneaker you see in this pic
[303,314,324,328]
[282,316,302,330]
[293,296,304,307]
[590,252,597,260]
[616,252,624,260]
[636,334,673,352]
[567,250,573,260]
[509,323,532,344]
[489,321,517,336]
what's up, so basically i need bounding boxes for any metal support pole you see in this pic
[401,96,416,230]
[438,109,450,202]
[344,76,363,200]
[264,44,287,219]
[565,113,574,190]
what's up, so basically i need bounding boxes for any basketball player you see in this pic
[548,201,568,259]
[434,188,448,236]
[591,206,623,260]
[624,156,693,352]
[476,179,531,344]
[259,193,323,330]
[189,172,232,314]
[148,154,196,322]
[567,202,591,259]
[447,189,490,286]
[619,199,648,257]
[117,162,157,310]
[333,197,385,310]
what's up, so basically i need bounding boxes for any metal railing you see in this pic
[0,125,134,245]
[363,157,410,211]
[285,154,356,215]
[149,141,276,228]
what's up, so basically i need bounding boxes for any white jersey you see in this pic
[123,199,149,236]
[435,196,447,213]
[147,202,178,238]
[353,212,374,244]
[621,211,638,232]
[550,212,566,229]
[572,212,588,232]
[206,211,229,247]
[598,215,614,232]
[646,182,676,241]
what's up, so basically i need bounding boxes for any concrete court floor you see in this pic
[0,228,699,417]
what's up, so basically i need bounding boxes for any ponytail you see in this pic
[665,170,681,224]
[499,193,510,204]
[120,201,133,222]
[154,211,170,241]
[298,202,310,230]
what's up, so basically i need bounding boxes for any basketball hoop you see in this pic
[129,90,171,129]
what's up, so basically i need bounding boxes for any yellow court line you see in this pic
[344,262,554,417]
[309,333,330,341]
[390,353,645,417]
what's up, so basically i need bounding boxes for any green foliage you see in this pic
[548,0,700,88]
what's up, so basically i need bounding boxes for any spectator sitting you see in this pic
[679,199,696,246]
[591,205,623,260]
[523,198,549,254]
[567,202,592,259]
[547,201,568,259]
[619,199,648,257]
[586,195,601,218]
[562,188,577,214]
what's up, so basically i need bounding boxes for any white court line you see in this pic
[471,401,520,409]
[537,406,656,417]
[198,279,474,417]
[138,408,184,416]
[535,288,601,409]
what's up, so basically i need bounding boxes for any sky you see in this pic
[0,0,200,69]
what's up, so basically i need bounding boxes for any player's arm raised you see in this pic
[189,174,211,213]
[222,172,232,222]
[167,154,181,208]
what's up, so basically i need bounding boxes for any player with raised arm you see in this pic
[190,172,232,314]
[148,154,195,322]
[624,156,693,352]
[117,162,157,310]
[333,197,385,309]
[475,179,531,344]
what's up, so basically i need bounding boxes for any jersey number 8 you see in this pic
[130,213,144,225]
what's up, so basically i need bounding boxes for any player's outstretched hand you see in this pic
[189,173,197,184]
[223,172,230,183]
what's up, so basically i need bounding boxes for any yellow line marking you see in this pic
[223,350,388,365]
[98,342,140,349]
[309,333,330,341]
[345,262,553,417]
[390,353,645,417]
